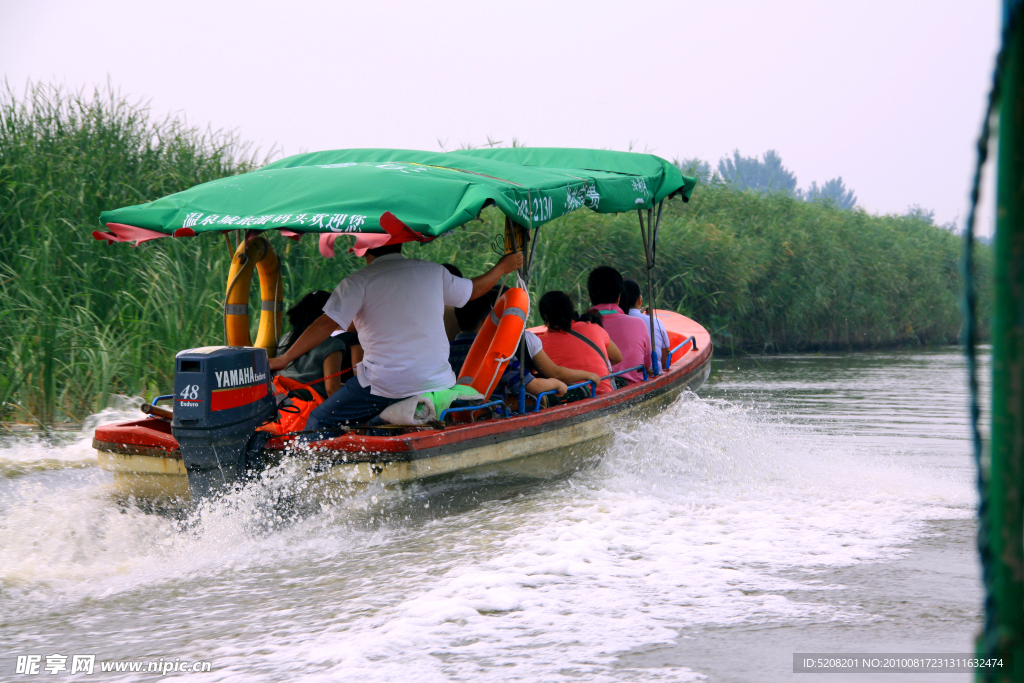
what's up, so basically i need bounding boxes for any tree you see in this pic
[675,157,711,183]
[801,177,857,210]
[717,149,798,195]
[904,204,935,224]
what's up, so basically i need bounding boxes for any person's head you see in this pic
[454,286,500,333]
[620,278,642,311]
[366,242,403,261]
[577,311,604,327]
[283,290,332,352]
[539,291,577,332]
[587,265,624,306]
[442,263,463,278]
[454,297,490,334]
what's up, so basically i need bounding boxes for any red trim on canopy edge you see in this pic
[349,233,391,257]
[334,211,436,257]
[93,213,436,257]
[92,223,169,246]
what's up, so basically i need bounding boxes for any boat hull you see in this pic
[319,357,709,485]
[94,311,712,497]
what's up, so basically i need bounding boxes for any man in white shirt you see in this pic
[269,242,522,431]
[620,278,670,372]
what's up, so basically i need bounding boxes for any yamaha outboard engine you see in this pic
[172,346,275,500]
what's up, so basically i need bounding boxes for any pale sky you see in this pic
[0,0,1001,233]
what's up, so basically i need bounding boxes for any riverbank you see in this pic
[0,85,990,425]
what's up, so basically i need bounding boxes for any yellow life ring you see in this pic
[224,236,283,355]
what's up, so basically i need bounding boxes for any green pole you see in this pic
[982,1,1024,679]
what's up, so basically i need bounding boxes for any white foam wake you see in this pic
[0,391,976,682]
[0,395,146,476]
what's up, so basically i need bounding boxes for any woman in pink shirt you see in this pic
[537,291,622,396]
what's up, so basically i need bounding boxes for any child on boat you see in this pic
[277,291,358,398]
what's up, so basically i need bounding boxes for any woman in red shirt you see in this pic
[536,291,623,395]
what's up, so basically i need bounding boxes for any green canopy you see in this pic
[451,147,695,208]
[97,148,696,239]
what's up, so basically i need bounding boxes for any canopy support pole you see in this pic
[525,223,541,285]
[653,200,664,368]
[507,204,531,414]
[520,217,539,412]
[518,204,533,412]
[982,1,1024,676]
[653,199,664,257]
[638,208,658,376]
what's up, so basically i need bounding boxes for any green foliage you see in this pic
[0,84,991,426]
[717,149,798,195]
[712,150,858,210]
[472,186,987,354]
[0,82,262,426]
[674,157,712,184]
[904,204,937,224]
[801,177,857,210]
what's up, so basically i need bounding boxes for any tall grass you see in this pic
[0,83,991,426]
[0,83,261,426]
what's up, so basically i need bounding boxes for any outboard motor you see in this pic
[171,346,275,500]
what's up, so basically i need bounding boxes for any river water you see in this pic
[0,348,983,682]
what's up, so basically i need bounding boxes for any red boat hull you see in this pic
[94,311,711,487]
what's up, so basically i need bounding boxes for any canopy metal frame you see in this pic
[637,200,665,376]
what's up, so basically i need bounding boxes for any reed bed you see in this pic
[0,84,990,426]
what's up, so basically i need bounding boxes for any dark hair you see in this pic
[283,290,331,353]
[539,291,576,332]
[587,265,624,306]
[577,311,604,327]
[442,263,463,278]
[367,242,403,258]
[620,278,642,311]
[454,285,503,332]
[455,291,493,332]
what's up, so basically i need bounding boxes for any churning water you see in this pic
[0,349,982,682]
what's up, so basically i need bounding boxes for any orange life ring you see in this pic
[457,287,529,399]
[224,236,283,355]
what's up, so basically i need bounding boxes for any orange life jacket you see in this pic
[257,375,324,438]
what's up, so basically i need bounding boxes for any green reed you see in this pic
[0,83,991,426]
[421,193,989,353]
[0,82,260,426]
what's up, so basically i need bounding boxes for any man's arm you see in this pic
[268,314,338,371]
[469,252,523,300]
